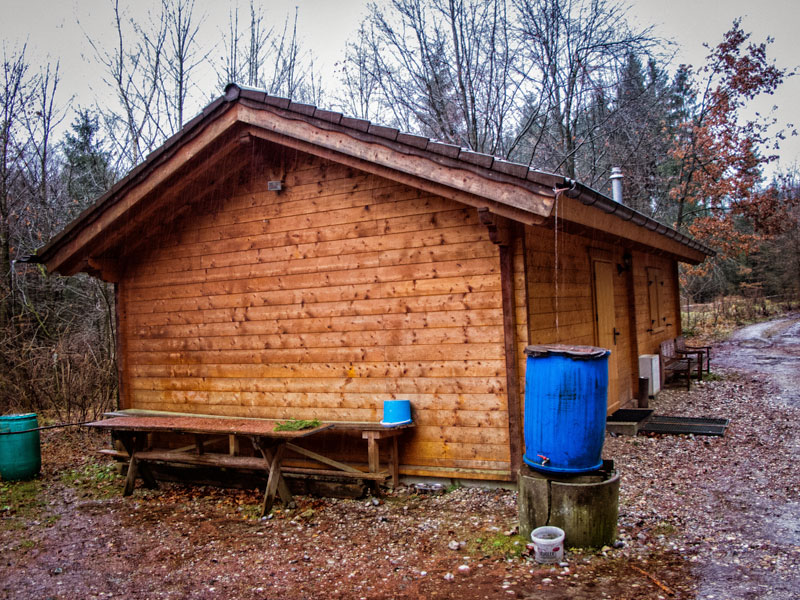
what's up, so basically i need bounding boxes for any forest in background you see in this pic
[1,0,798,417]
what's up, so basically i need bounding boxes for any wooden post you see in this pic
[672,261,683,336]
[114,283,128,410]
[365,433,380,475]
[251,437,293,507]
[624,250,640,407]
[480,207,523,478]
[118,433,158,495]
[123,454,139,497]
[499,236,523,481]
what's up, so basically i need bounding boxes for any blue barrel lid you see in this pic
[524,344,610,359]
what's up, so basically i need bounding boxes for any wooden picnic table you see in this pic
[85,415,331,516]
[86,412,414,513]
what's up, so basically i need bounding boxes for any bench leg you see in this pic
[261,444,286,517]
[250,437,292,507]
[123,453,139,496]
[117,433,158,495]
[364,432,382,495]
[390,436,399,489]
[366,434,380,474]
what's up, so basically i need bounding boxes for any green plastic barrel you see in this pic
[0,414,41,480]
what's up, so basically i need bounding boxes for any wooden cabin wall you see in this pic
[118,147,514,480]
[524,223,634,413]
[631,251,682,356]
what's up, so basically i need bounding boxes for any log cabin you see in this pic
[35,84,712,484]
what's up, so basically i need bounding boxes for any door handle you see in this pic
[613,328,621,345]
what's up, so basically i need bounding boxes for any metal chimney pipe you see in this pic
[610,167,623,204]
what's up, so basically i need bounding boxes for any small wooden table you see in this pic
[85,415,331,516]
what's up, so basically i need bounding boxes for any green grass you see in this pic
[444,481,462,493]
[60,461,123,499]
[17,538,37,551]
[0,479,46,531]
[702,372,724,382]
[0,479,43,518]
[274,419,321,431]
[474,532,528,559]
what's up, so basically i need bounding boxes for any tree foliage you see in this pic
[669,21,795,281]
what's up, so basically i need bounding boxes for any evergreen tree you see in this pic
[62,109,115,214]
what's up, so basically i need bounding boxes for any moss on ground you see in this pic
[60,460,123,499]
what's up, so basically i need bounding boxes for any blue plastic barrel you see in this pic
[523,345,610,474]
[0,413,41,481]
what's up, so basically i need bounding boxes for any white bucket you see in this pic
[531,526,565,564]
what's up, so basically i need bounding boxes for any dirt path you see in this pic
[715,313,800,409]
[684,314,800,599]
[1,317,799,599]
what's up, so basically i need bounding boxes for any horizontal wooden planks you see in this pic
[133,239,496,289]
[127,257,499,302]
[523,224,637,408]
[129,291,502,326]
[127,343,507,365]
[128,376,507,395]
[122,149,512,477]
[525,225,596,347]
[129,359,506,379]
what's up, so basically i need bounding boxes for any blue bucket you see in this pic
[381,400,412,427]
[522,345,610,474]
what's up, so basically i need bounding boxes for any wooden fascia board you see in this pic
[237,104,554,224]
[43,107,241,275]
[558,195,707,264]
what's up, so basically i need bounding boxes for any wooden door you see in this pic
[593,260,619,410]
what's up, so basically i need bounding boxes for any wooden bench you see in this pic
[675,335,711,375]
[659,339,697,390]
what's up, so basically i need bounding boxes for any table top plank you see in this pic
[85,415,332,438]
[100,410,414,433]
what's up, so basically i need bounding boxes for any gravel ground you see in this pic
[1,333,799,599]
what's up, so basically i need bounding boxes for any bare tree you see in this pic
[23,61,65,209]
[84,0,167,167]
[512,0,659,180]
[218,1,269,88]
[159,0,207,133]
[336,23,382,120]
[217,3,321,103]
[0,44,31,329]
[346,0,526,157]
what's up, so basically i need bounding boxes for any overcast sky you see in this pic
[3,0,798,174]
